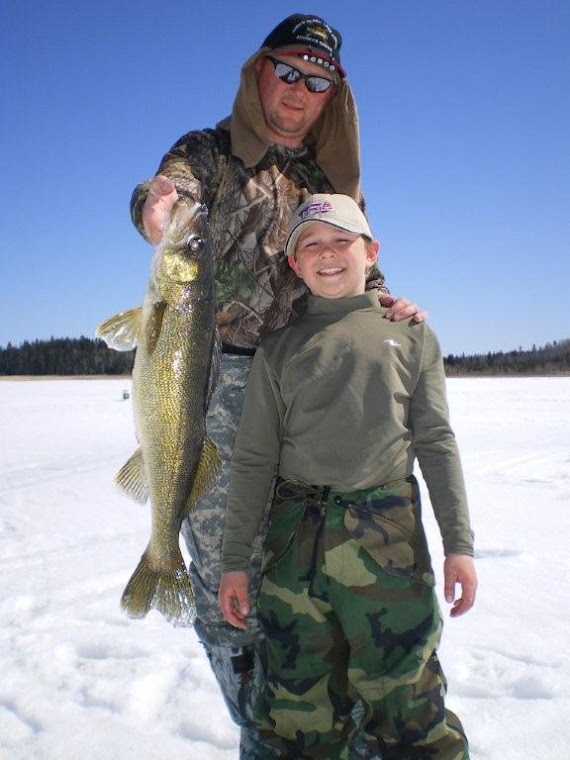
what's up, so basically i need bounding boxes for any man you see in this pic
[130,14,426,759]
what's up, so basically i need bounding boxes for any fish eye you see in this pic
[189,237,205,252]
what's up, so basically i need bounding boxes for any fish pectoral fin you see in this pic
[115,447,149,504]
[186,437,221,513]
[120,549,196,627]
[95,307,142,351]
[205,329,222,410]
[144,301,167,354]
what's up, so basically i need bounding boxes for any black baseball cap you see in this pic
[261,14,345,77]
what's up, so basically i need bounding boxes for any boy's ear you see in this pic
[287,253,302,278]
[367,240,380,265]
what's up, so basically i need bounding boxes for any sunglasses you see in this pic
[265,56,336,94]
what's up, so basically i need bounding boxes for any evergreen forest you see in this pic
[0,337,568,377]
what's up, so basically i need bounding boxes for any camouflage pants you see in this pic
[181,355,374,759]
[180,355,270,758]
[182,354,262,646]
[255,477,469,760]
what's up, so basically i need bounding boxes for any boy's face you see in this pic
[288,221,379,299]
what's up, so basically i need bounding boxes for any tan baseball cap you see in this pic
[285,194,373,258]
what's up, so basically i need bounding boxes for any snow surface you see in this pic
[0,377,569,759]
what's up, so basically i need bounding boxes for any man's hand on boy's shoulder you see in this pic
[379,294,428,323]
[443,554,478,617]
[219,570,251,630]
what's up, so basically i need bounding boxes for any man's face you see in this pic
[288,222,379,299]
[255,54,337,147]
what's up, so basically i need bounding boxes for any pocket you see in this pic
[343,481,435,586]
[205,644,259,727]
[261,480,306,575]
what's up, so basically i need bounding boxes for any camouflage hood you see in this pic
[216,48,361,201]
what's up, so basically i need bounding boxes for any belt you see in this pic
[275,476,414,507]
[222,342,256,357]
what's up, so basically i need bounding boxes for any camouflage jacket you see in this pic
[131,127,387,350]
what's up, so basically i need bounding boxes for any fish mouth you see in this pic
[176,197,207,217]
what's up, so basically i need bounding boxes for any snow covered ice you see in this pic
[0,377,569,759]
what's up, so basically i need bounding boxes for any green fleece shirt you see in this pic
[222,291,474,571]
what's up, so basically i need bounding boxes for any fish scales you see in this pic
[96,197,221,626]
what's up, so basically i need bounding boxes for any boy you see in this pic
[219,194,477,759]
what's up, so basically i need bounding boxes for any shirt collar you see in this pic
[306,290,379,315]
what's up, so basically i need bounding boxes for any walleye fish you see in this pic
[96,197,220,627]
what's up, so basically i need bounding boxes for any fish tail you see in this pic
[120,549,196,627]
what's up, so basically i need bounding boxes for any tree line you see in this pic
[0,336,568,377]
[0,337,134,376]
[444,339,570,376]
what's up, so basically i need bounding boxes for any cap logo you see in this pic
[304,25,330,42]
[292,19,338,56]
[298,200,335,220]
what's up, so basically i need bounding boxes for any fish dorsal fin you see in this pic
[185,437,221,513]
[95,308,142,351]
[115,447,149,504]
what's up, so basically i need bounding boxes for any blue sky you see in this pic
[1,0,568,356]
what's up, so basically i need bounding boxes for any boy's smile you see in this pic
[288,221,379,299]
